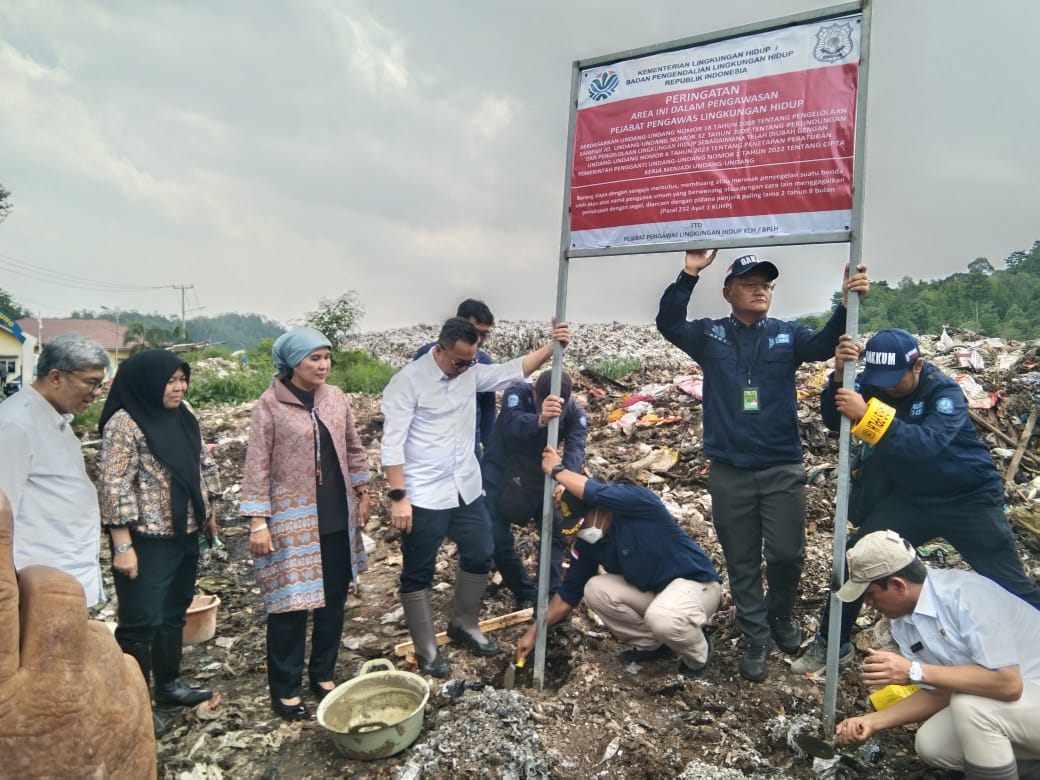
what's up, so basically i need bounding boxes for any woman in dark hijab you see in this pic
[99,349,221,737]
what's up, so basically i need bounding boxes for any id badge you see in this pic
[742,386,760,413]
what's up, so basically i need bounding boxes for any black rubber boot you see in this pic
[121,640,169,737]
[152,630,212,707]
[447,568,500,657]
[400,589,451,678]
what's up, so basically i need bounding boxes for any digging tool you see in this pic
[503,657,526,690]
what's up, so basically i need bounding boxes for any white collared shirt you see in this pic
[380,352,525,509]
[891,567,1040,684]
[0,385,103,606]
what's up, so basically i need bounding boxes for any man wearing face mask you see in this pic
[515,447,722,678]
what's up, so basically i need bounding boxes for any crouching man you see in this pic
[834,530,1040,779]
[516,447,722,677]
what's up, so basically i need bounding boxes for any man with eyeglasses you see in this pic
[656,249,869,682]
[0,332,111,606]
[381,316,570,677]
[415,299,497,462]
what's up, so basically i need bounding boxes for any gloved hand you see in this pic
[0,490,157,778]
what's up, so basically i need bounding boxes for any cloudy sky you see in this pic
[1,1,1037,333]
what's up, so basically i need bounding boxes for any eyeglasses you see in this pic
[732,281,775,292]
[450,357,478,369]
[63,370,106,391]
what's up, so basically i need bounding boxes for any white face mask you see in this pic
[577,526,604,544]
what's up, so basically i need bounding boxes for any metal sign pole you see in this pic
[823,0,872,736]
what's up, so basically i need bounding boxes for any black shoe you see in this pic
[271,698,310,721]
[770,617,804,655]
[309,680,336,701]
[619,644,675,663]
[155,678,212,707]
[153,712,169,738]
[739,643,770,682]
[416,651,452,678]
[447,622,501,657]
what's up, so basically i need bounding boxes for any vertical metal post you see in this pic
[533,59,581,691]
[823,0,872,735]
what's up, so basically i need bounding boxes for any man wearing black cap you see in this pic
[481,370,588,609]
[656,249,869,681]
[515,447,722,678]
[833,531,1040,780]
[793,329,1040,675]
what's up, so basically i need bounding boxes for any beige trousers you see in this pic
[583,573,722,666]
[915,681,1040,773]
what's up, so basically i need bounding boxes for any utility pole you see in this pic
[171,284,193,335]
[100,306,122,369]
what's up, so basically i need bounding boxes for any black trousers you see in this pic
[267,530,351,700]
[113,532,199,646]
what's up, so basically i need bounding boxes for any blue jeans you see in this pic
[400,496,493,593]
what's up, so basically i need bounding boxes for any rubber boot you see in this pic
[400,589,451,678]
[121,640,168,738]
[446,568,500,657]
[152,630,212,706]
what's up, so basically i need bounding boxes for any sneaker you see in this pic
[678,632,715,679]
[770,616,804,655]
[619,644,675,663]
[739,643,770,682]
[790,636,854,675]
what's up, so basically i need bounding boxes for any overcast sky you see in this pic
[1,1,1037,333]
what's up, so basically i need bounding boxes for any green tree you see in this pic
[967,257,994,276]
[0,288,29,319]
[124,321,184,353]
[0,184,11,224]
[306,291,364,347]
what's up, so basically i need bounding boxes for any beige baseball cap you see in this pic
[836,530,918,602]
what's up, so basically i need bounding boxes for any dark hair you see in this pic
[456,299,494,326]
[535,370,572,401]
[873,557,928,590]
[437,317,480,350]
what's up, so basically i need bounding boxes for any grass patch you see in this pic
[590,356,642,381]
[73,399,105,431]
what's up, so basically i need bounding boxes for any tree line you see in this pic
[798,240,1040,340]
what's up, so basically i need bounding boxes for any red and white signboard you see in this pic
[569,15,861,250]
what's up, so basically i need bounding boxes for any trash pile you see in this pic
[78,322,1037,779]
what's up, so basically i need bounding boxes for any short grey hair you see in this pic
[36,333,111,377]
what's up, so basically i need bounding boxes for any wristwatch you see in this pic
[114,542,133,554]
[908,661,924,683]
[550,464,567,480]
[388,488,407,502]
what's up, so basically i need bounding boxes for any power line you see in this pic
[0,251,170,293]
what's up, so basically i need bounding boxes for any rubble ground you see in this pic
[82,322,1039,779]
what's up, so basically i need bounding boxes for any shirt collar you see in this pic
[25,384,75,430]
[912,572,938,619]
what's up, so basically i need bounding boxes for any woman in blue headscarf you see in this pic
[240,328,371,720]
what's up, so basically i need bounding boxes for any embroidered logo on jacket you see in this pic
[936,397,955,415]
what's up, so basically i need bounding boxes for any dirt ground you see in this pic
[80,337,1039,780]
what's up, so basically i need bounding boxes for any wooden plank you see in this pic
[1004,408,1038,488]
[970,410,1040,469]
[393,607,534,657]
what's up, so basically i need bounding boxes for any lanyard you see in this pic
[726,318,766,386]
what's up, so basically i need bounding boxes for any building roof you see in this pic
[16,318,129,351]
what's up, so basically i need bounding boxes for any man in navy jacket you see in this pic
[793,329,1040,675]
[516,447,722,678]
[482,371,587,608]
[656,248,869,681]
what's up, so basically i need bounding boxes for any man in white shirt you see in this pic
[834,530,1040,779]
[381,316,570,677]
[0,333,110,607]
